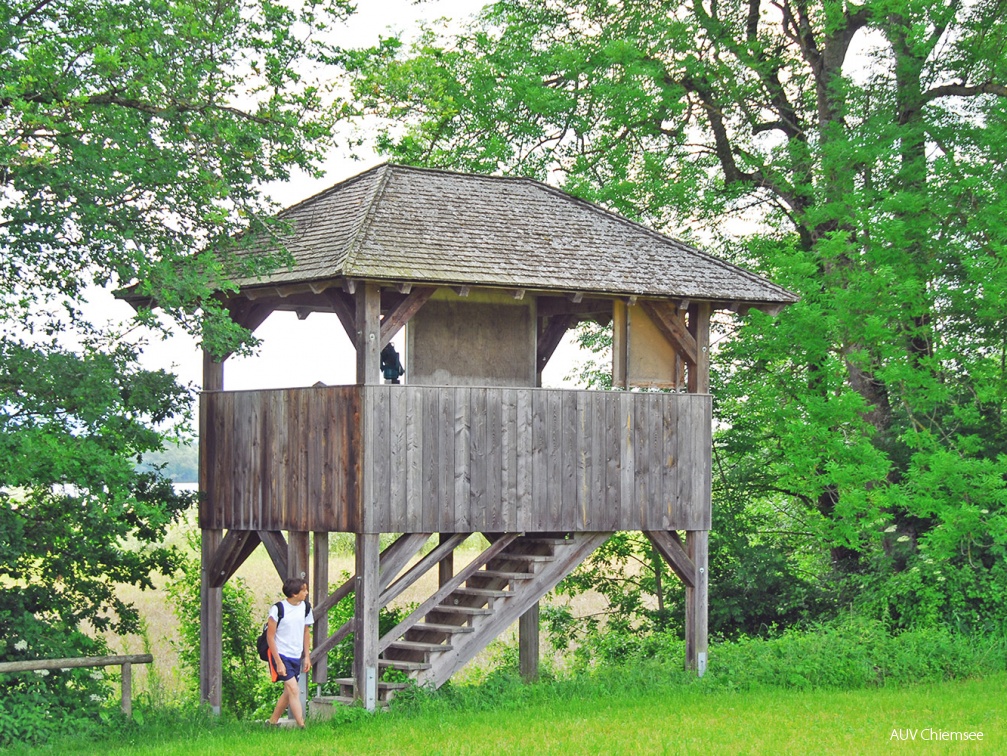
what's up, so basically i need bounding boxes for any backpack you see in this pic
[256,600,311,662]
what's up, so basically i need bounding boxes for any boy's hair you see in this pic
[282,577,308,598]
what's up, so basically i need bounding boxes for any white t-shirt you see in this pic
[268,599,314,659]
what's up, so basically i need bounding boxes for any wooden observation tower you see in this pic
[160,165,796,711]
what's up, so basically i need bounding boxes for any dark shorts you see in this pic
[268,651,302,683]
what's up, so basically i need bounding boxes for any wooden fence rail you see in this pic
[0,654,153,717]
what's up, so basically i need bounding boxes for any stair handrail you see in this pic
[313,533,432,621]
[377,533,521,654]
[379,533,468,607]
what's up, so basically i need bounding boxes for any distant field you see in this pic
[108,515,606,694]
[46,672,1006,755]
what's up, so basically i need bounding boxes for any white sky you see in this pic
[86,0,589,402]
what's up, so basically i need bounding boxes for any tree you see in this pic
[1,0,351,734]
[344,0,1007,632]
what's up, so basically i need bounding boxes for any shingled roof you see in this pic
[233,163,797,306]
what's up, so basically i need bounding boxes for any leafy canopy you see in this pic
[345,0,1007,633]
[1,0,351,738]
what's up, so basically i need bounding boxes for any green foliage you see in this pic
[346,0,1007,633]
[0,340,193,634]
[167,545,267,719]
[707,620,1007,692]
[2,0,353,336]
[2,0,352,743]
[317,575,411,693]
[563,617,1006,692]
[0,337,192,746]
[0,639,114,748]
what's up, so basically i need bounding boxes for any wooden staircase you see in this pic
[319,531,610,706]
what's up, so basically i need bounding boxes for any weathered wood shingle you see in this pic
[237,163,797,304]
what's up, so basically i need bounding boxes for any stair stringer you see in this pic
[415,531,612,690]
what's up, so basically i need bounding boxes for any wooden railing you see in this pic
[201,385,711,533]
[0,654,153,716]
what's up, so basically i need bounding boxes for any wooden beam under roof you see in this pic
[326,289,357,343]
[536,295,610,317]
[537,314,576,374]
[752,302,786,316]
[640,300,699,366]
[226,298,272,333]
[380,287,436,348]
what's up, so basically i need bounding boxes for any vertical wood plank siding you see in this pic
[201,386,710,532]
[201,387,360,531]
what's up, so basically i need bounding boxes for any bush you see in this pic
[167,546,267,719]
[0,612,116,748]
[563,615,1007,692]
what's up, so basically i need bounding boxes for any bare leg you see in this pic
[283,677,305,727]
[269,688,289,724]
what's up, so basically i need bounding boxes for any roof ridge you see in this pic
[277,162,387,220]
[341,164,395,274]
[380,164,797,302]
[518,178,799,302]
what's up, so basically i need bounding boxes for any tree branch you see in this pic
[84,94,274,125]
[923,80,1007,102]
[16,0,58,26]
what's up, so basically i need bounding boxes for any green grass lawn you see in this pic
[41,672,1005,755]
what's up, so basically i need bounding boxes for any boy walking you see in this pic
[266,577,314,727]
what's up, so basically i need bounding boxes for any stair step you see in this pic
[312,695,389,713]
[454,587,511,598]
[379,659,431,672]
[475,570,534,580]
[494,553,555,562]
[313,694,355,706]
[408,622,475,634]
[333,678,409,691]
[432,605,493,615]
[386,640,454,653]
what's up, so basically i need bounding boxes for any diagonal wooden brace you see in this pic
[641,301,699,367]
[537,314,576,373]
[208,530,261,589]
[380,287,436,348]
[644,530,696,588]
[257,531,289,580]
[325,289,358,343]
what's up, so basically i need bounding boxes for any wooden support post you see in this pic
[312,532,329,685]
[684,530,709,676]
[438,533,454,588]
[257,531,290,579]
[519,603,540,682]
[199,528,223,713]
[354,533,380,711]
[121,662,132,717]
[684,302,711,676]
[202,350,224,394]
[352,281,381,709]
[355,283,382,385]
[686,302,711,394]
[199,347,224,713]
[288,531,309,581]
